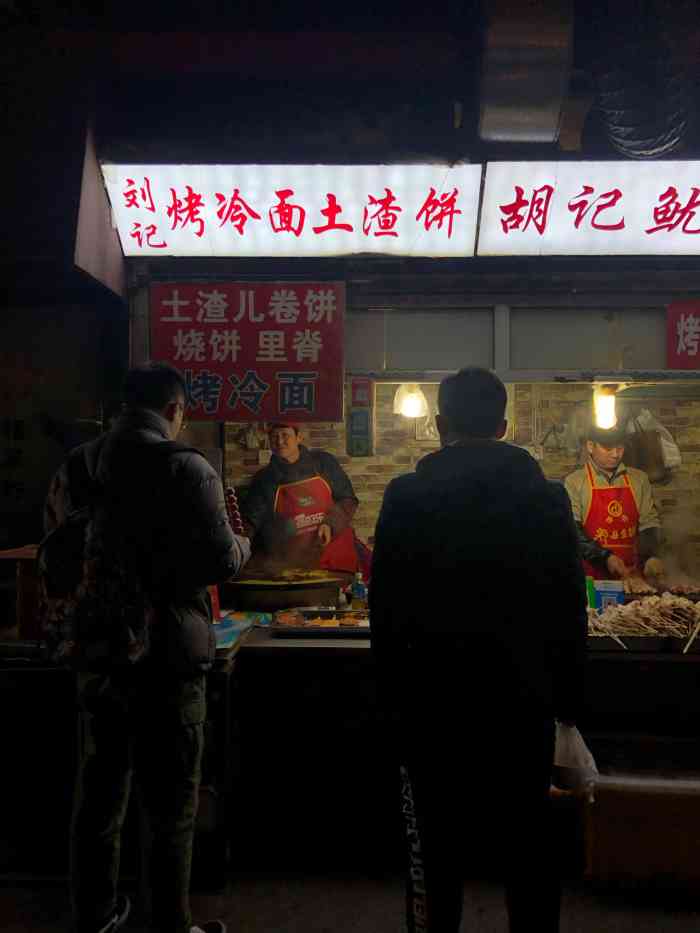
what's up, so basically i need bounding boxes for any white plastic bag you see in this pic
[659,435,682,470]
[629,408,682,469]
[553,722,599,802]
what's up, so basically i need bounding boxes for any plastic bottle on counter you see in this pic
[350,571,368,610]
[585,576,596,610]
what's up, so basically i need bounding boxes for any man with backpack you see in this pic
[42,362,250,933]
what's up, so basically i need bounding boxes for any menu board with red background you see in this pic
[150,282,344,421]
[667,300,700,370]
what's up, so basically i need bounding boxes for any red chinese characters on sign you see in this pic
[646,187,700,235]
[167,186,206,237]
[416,187,461,237]
[363,188,402,237]
[150,282,345,421]
[496,179,700,242]
[269,189,306,237]
[499,185,554,235]
[130,223,167,249]
[215,188,261,234]
[122,177,465,250]
[667,301,700,370]
[567,186,625,230]
[313,194,353,234]
[124,176,156,212]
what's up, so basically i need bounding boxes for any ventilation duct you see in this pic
[478,0,574,143]
[590,0,694,159]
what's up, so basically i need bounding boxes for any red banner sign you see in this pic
[667,300,700,369]
[150,282,345,421]
[350,377,372,408]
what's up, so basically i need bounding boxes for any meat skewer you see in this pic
[683,620,700,655]
[589,594,700,638]
[225,485,246,537]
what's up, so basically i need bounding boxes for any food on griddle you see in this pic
[669,583,699,595]
[623,575,657,596]
[272,610,368,628]
[275,610,304,626]
[236,568,341,585]
[279,569,336,582]
[235,570,339,585]
[663,576,700,599]
[304,614,366,627]
[588,594,700,638]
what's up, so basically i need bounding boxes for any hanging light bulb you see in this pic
[393,383,429,418]
[593,384,618,429]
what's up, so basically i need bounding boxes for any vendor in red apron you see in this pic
[240,421,360,574]
[564,423,664,580]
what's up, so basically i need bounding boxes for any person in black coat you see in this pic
[45,362,248,933]
[370,367,587,933]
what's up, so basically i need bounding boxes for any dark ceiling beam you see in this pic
[41,29,467,79]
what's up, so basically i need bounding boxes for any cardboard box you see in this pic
[585,773,700,885]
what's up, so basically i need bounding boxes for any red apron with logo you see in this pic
[274,476,358,573]
[582,462,640,579]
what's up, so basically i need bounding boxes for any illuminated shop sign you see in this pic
[101,163,481,258]
[478,161,700,256]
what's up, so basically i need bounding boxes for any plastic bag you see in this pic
[553,722,599,802]
[629,409,682,470]
[625,417,667,483]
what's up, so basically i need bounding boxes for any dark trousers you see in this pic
[71,677,204,933]
[399,715,560,933]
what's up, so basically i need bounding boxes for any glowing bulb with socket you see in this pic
[393,384,429,419]
[593,385,617,430]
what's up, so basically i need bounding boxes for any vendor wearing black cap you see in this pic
[240,421,360,573]
[564,423,664,580]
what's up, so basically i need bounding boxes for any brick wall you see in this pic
[224,382,700,557]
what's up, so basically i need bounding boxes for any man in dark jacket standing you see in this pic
[370,368,587,933]
[45,363,250,933]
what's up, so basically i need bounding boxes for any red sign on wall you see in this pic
[150,282,345,421]
[667,300,700,369]
[350,377,373,408]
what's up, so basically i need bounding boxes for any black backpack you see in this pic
[39,439,200,671]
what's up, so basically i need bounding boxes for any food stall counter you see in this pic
[237,624,370,656]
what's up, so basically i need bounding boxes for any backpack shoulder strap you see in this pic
[64,436,108,511]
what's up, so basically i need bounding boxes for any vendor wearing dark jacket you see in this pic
[241,421,359,573]
[564,423,664,580]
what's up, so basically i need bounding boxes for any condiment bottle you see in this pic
[350,571,368,610]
